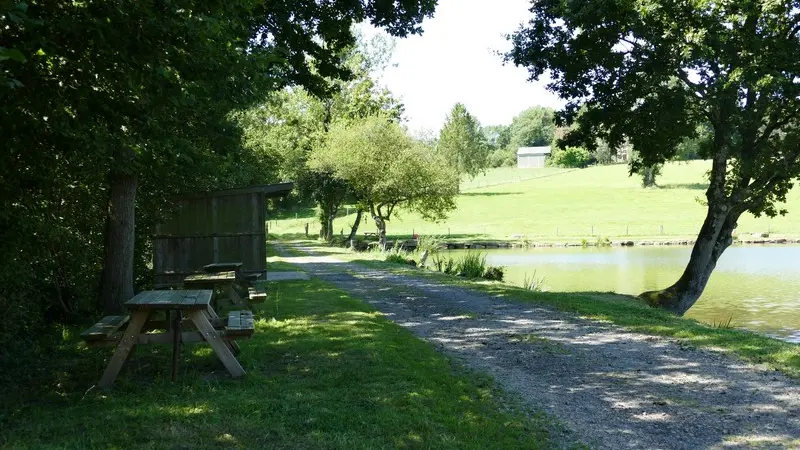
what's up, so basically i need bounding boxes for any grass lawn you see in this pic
[286,240,800,379]
[270,161,800,242]
[0,267,571,448]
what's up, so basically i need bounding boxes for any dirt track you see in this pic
[277,244,800,450]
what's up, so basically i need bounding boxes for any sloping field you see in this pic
[274,161,800,241]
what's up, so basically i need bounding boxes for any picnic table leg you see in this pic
[186,310,245,378]
[171,311,181,381]
[98,310,150,389]
[205,306,240,356]
[224,283,246,306]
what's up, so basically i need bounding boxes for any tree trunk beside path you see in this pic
[641,203,741,315]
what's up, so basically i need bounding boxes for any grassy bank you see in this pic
[270,161,800,242]
[281,241,800,379]
[0,269,571,448]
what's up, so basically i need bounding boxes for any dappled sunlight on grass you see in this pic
[1,271,565,449]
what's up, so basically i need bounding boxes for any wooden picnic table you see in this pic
[183,271,247,308]
[203,262,243,273]
[94,290,251,389]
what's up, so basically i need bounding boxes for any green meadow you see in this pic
[272,161,800,242]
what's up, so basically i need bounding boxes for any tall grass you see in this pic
[521,270,548,292]
[457,252,487,278]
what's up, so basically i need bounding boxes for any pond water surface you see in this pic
[449,245,800,343]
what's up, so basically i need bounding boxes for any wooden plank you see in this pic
[224,283,246,306]
[225,310,254,337]
[204,306,240,355]
[81,315,130,341]
[126,290,212,310]
[97,310,151,389]
[186,310,245,378]
[247,285,267,304]
[184,271,236,283]
[203,262,243,272]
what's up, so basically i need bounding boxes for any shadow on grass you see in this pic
[0,279,564,449]
[659,182,708,190]
[459,192,522,197]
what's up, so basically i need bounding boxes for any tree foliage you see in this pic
[508,0,800,314]
[509,106,556,149]
[437,103,489,177]
[310,117,459,248]
[0,0,437,351]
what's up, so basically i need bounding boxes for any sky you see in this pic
[360,0,564,134]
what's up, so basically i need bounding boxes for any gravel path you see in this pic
[277,244,800,449]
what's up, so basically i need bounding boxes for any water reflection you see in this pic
[450,245,800,343]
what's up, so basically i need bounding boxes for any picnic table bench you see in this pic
[203,261,261,283]
[82,290,254,389]
[184,263,266,308]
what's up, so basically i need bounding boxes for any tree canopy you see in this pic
[310,116,459,248]
[0,0,437,346]
[507,0,800,314]
[437,103,489,178]
[509,106,556,149]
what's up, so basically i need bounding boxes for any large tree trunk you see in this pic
[346,209,363,243]
[100,171,137,315]
[640,204,740,315]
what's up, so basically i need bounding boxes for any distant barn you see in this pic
[516,146,551,169]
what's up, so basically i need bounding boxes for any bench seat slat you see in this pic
[225,310,254,338]
[247,285,268,304]
[81,315,130,341]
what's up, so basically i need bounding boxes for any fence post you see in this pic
[591,225,594,236]
[660,225,664,235]
[626,225,629,236]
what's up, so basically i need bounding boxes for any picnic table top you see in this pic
[125,290,212,310]
[203,262,243,272]
[183,271,238,284]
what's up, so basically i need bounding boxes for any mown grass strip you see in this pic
[0,275,573,449]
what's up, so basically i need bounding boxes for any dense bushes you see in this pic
[550,146,593,168]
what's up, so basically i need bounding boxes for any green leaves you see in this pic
[437,103,489,178]
[311,116,458,225]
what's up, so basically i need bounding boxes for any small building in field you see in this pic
[517,146,551,169]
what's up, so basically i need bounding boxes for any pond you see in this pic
[448,245,800,343]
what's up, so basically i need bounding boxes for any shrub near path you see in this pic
[275,242,800,450]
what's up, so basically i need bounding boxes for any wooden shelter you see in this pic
[153,182,293,286]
